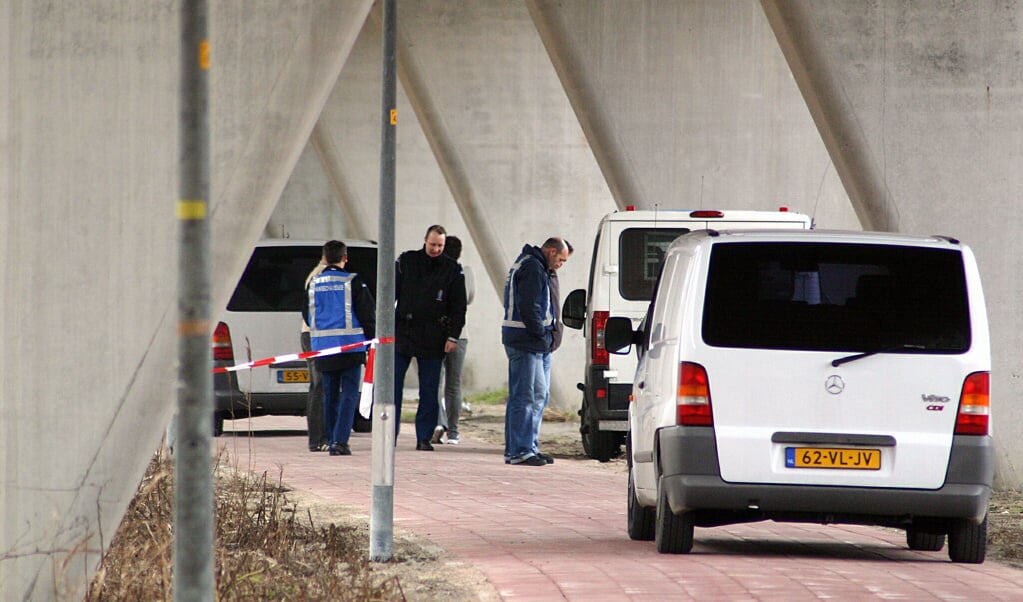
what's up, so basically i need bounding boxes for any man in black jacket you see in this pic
[394,225,468,450]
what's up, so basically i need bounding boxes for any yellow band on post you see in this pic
[178,319,211,337]
[177,200,207,220]
[199,40,211,70]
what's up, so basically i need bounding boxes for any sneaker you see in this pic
[309,442,329,452]
[510,455,546,466]
[445,434,460,445]
[536,452,554,464]
[416,440,435,451]
[329,443,351,456]
[430,425,445,445]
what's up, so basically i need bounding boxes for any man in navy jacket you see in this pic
[501,237,571,466]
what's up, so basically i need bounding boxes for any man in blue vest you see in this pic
[304,240,376,456]
[502,237,571,466]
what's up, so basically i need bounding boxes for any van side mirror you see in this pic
[562,289,586,330]
[604,316,637,354]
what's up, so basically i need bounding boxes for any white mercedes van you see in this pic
[562,208,812,460]
[605,229,993,563]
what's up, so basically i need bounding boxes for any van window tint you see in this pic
[228,245,377,312]
[619,228,690,300]
[702,243,970,352]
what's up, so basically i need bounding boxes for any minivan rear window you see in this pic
[619,228,690,300]
[702,243,970,352]
[227,245,378,312]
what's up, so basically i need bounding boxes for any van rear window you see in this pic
[702,243,970,352]
[619,228,690,300]
[227,245,377,312]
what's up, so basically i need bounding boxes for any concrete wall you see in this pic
[0,1,372,597]
[762,0,1023,488]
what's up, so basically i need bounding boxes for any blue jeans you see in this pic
[321,364,362,446]
[394,352,443,442]
[531,351,552,454]
[504,345,547,462]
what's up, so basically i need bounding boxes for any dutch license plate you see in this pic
[785,447,881,470]
[276,369,309,384]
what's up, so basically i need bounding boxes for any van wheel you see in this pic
[627,467,655,541]
[947,515,987,563]
[213,413,224,438]
[654,478,694,554]
[352,408,372,433]
[580,400,620,462]
[906,524,945,552]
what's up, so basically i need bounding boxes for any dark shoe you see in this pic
[511,455,547,466]
[537,452,555,464]
[329,443,351,456]
[310,442,329,452]
[416,440,435,451]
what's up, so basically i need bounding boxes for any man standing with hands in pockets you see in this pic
[502,237,571,466]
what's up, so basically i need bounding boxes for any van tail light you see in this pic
[689,210,724,219]
[677,362,712,426]
[591,311,610,366]
[955,371,989,436]
[212,321,234,362]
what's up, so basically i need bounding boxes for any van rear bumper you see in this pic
[658,427,994,523]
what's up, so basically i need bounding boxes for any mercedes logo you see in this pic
[825,375,845,395]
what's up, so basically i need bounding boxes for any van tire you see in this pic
[947,515,987,563]
[213,413,224,438]
[627,467,655,541]
[581,400,620,462]
[654,478,694,554]
[352,408,372,433]
[906,526,945,552]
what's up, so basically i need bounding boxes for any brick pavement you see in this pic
[219,417,1023,601]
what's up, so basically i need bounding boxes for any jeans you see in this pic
[394,351,443,442]
[321,364,362,446]
[530,351,552,454]
[301,331,326,449]
[504,345,547,462]
[438,338,468,438]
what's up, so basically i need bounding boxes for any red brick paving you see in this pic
[219,417,1023,601]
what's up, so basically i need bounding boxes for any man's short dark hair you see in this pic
[445,235,462,260]
[542,237,573,254]
[425,224,447,239]
[323,240,347,264]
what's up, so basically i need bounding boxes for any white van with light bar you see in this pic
[604,229,992,563]
[561,207,812,461]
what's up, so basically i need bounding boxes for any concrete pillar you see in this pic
[0,2,372,597]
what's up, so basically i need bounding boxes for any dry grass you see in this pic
[87,451,405,601]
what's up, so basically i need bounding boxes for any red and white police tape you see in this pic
[211,336,394,374]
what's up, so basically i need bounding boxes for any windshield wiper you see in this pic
[831,344,927,367]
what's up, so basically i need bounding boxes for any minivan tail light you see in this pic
[955,371,989,436]
[591,311,609,366]
[689,210,724,219]
[212,321,234,362]
[677,362,712,426]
